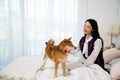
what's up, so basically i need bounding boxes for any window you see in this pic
[0,0,86,68]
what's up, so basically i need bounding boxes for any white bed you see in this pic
[1,48,120,80]
[0,56,41,80]
[37,64,111,80]
[0,55,112,80]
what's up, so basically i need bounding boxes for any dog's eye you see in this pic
[67,42,71,45]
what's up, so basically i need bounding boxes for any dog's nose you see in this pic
[74,47,76,49]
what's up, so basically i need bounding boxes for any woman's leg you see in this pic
[66,59,85,71]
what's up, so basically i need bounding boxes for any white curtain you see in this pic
[0,0,87,68]
[118,0,120,25]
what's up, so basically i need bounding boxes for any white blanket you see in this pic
[0,56,111,80]
[0,56,42,80]
[37,64,111,80]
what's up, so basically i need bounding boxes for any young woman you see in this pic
[67,19,105,71]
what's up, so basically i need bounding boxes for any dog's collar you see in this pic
[64,50,70,54]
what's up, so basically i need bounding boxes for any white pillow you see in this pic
[110,61,120,80]
[103,48,120,64]
[108,57,120,66]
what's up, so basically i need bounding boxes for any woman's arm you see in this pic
[70,45,86,63]
[84,39,102,65]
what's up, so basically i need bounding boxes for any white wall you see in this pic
[86,0,120,47]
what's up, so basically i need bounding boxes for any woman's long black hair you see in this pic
[85,19,104,47]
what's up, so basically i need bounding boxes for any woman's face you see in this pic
[83,21,93,35]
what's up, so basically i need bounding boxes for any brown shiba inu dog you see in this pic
[39,37,75,77]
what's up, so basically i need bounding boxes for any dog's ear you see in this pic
[63,38,67,42]
[63,37,72,42]
[68,37,72,40]
[45,42,48,45]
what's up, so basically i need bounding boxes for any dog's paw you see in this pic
[53,75,57,78]
[40,65,45,71]
[63,73,67,76]
[40,67,45,71]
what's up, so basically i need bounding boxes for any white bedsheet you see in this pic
[37,64,111,80]
[0,56,111,80]
[0,56,42,80]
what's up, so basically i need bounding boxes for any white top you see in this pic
[70,36,102,65]
[82,36,93,57]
